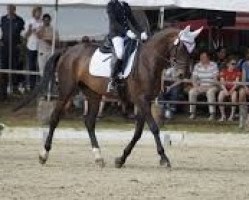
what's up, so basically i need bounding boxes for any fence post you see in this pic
[239,105,246,129]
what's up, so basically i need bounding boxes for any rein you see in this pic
[131,36,189,79]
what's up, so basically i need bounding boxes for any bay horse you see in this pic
[15,26,202,168]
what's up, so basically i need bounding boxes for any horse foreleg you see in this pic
[143,101,171,168]
[85,97,105,167]
[115,111,145,168]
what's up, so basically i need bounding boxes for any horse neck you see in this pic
[149,39,170,81]
[135,40,170,96]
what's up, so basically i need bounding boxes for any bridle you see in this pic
[137,34,192,70]
[157,38,190,68]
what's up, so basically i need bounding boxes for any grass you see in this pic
[0,100,245,133]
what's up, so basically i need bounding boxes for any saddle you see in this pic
[89,37,138,79]
[99,35,138,74]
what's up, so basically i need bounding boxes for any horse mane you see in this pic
[150,27,180,44]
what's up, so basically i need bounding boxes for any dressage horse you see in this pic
[15,26,202,168]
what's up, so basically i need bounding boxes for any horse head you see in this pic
[169,25,203,70]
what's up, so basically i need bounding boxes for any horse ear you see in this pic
[191,26,203,39]
[183,25,191,33]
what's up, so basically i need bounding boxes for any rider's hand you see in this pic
[141,32,148,41]
[126,30,136,39]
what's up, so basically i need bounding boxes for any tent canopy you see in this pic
[1,0,249,12]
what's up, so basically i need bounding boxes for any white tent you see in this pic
[0,0,175,7]
[0,0,249,12]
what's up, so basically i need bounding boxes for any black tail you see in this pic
[13,52,61,112]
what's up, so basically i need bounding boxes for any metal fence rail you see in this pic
[156,100,249,106]
[0,69,41,75]
[164,78,249,86]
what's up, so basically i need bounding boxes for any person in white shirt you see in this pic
[37,13,59,76]
[24,6,43,90]
[189,51,219,121]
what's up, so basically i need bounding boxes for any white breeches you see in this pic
[38,51,51,76]
[112,36,124,59]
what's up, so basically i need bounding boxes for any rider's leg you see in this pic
[107,36,124,92]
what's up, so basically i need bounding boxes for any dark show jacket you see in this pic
[0,14,25,46]
[107,0,143,38]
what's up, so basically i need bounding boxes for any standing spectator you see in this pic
[37,13,59,76]
[189,51,219,120]
[215,47,227,70]
[0,4,24,100]
[24,6,43,90]
[218,57,241,121]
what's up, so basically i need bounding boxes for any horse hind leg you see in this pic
[39,85,76,164]
[84,93,105,167]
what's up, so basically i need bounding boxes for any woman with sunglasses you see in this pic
[218,57,241,121]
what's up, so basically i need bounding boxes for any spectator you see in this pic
[24,6,43,90]
[0,4,24,100]
[215,47,227,70]
[82,36,90,43]
[218,57,241,121]
[159,67,185,119]
[239,49,249,104]
[189,51,219,121]
[37,13,59,76]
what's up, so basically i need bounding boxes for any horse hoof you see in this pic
[160,159,171,168]
[39,150,49,165]
[39,154,47,165]
[95,158,105,168]
[115,157,124,168]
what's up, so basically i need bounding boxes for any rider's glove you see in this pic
[141,32,148,41]
[126,30,136,39]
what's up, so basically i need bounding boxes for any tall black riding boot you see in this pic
[107,59,123,92]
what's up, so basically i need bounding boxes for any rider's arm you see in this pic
[124,2,143,34]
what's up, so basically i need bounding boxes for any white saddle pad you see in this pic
[89,48,137,79]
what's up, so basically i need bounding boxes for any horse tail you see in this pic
[13,52,61,112]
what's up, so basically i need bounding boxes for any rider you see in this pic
[107,0,148,92]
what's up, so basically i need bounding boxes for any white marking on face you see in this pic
[174,38,179,46]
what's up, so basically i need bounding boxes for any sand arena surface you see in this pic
[1,130,249,200]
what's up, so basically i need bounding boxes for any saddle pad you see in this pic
[89,48,137,79]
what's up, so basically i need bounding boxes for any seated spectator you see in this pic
[215,47,227,70]
[82,36,90,43]
[239,49,249,104]
[159,67,185,119]
[189,51,219,121]
[83,95,105,118]
[237,48,249,71]
[218,57,241,121]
